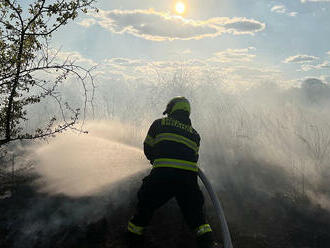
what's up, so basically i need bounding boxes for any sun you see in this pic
[175,2,186,15]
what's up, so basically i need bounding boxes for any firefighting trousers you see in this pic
[130,167,207,231]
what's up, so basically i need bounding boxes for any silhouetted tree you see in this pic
[0,0,96,147]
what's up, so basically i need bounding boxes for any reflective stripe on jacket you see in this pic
[153,158,198,172]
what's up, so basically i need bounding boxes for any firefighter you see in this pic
[127,96,218,248]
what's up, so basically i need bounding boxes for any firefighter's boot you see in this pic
[197,232,217,248]
[126,232,144,248]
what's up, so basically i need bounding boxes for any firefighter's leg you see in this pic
[176,182,216,248]
[128,174,173,246]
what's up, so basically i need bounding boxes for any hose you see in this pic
[198,168,233,248]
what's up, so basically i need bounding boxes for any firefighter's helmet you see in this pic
[163,96,191,115]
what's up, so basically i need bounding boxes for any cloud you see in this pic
[54,50,97,68]
[182,49,192,54]
[221,65,281,80]
[320,75,330,83]
[90,53,282,91]
[300,78,330,104]
[271,5,287,14]
[218,17,266,35]
[301,0,330,2]
[105,58,145,67]
[288,12,298,17]
[302,78,325,85]
[283,54,319,64]
[271,5,298,17]
[327,51,330,56]
[301,61,330,71]
[211,47,256,63]
[86,9,265,41]
[78,18,97,27]
[314,61,330,69]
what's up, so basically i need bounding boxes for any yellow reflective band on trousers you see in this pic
[153,133,199,153]
[153,158,198,172]
[196,224,212,237]
[128,221,144,235]
[144,135,154,146]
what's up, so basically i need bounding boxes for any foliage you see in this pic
[0,0,97,147]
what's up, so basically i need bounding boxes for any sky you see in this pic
[51,0,330,90]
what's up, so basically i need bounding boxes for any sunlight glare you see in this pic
[175,2,186,15]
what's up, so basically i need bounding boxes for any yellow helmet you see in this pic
[163,96,191,115]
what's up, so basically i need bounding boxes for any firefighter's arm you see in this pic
[143,120,158,164]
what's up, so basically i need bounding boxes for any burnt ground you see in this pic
[0,171,205,248]
[1,160,330,248]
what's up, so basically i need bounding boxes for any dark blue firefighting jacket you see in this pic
[143,111,200,172]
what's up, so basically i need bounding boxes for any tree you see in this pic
[0,0,97,147]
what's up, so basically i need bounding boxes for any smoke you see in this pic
[1,120,151,248]
[193,80,330,217]
[199,81,330,173]
[4,69,330,247]
[31,74,330,210]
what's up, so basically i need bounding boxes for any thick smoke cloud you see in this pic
[25,67,330,212]
[3,68,330,247]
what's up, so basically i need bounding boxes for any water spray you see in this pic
[198,168,233,248]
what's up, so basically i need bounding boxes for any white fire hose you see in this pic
[198,168,233,248]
